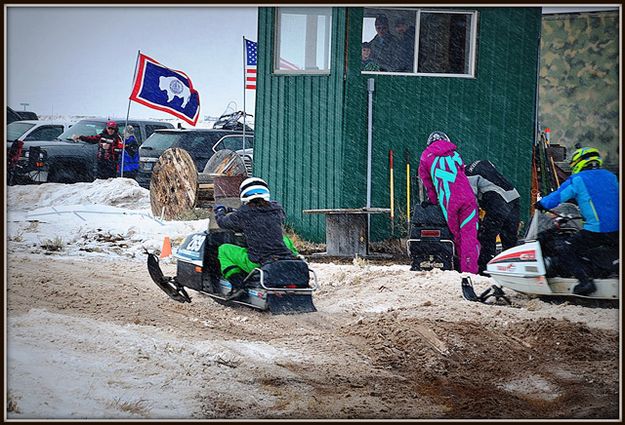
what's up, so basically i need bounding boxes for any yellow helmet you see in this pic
[569,147,602,174]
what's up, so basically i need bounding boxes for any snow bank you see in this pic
[6,179,206,259]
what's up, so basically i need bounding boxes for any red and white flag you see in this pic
[244,38,257,90]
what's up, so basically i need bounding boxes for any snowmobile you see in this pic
[147,228,319,314]
[466,202,619,302]
[406,202,456,271]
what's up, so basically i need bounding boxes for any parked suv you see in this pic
[7,118,174,185]
[136,129,254,189]
[7,120,75,143]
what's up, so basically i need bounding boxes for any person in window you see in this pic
[361,42,381,71]
[465,159,521,275]
[418,131,480,274]
[368,15,398,72]
[72,120,122,179]
[214,177,300,300]
[394,17,416,72]
[117,125,140,179]
[534,147,618,296]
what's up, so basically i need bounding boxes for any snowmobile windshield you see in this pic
[57,120,107,141]
[524,202,583,241]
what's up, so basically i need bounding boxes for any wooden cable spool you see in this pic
[149,148,247,220]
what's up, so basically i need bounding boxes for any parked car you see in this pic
[136,129,254,189]
[7,118,174,185]
[7,120,75,143]
[7,106,38,124]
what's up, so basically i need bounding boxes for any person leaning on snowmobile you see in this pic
[214,177,300,301]
[466,159,521,275]
[72,120,122,179]
[418,131,480,274]
[534,147,619,296]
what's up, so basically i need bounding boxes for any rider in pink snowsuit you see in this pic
[418,132,480,274]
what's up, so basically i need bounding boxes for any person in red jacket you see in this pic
[72,120,122,179]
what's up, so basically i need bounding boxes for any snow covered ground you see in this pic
[5,179,621,419]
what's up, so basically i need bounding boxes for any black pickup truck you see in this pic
[7,118,173,185]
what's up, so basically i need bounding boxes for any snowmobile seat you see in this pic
[245,259,311,289]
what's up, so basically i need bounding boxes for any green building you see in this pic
[253,7,542,242]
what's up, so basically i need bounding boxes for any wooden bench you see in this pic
[303,208,391,257]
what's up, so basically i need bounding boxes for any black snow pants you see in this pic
[96,159,117,179]
[557,230,619,283]
[477,198,520,274]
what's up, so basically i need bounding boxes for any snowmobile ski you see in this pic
[147,252,191,303]
[461,277,480,302]
[461,277,511,305]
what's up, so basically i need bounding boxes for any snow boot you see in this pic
[573,279,596,296]
[225,273,247,301]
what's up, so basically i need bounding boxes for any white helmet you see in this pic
[239,177,270,203]
[427,131,450,146]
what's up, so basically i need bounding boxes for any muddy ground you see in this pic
[6,252,620,419]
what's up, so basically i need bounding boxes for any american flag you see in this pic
[245,38,257,90]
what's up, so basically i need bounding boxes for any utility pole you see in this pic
[20,102,29,111]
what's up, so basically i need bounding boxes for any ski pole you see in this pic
[389,149,394,233]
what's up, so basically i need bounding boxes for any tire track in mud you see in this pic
[6,253,619,419]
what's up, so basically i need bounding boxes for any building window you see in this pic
[362,8,477,77]
[275,7,332,74]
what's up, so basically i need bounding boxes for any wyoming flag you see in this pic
[130,53,200,126]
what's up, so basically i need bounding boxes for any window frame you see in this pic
[273,7,333,75]
[361,8,479,79]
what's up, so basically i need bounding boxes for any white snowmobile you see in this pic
[464,202,619,302]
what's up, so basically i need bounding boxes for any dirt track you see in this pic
[6,252,620,419]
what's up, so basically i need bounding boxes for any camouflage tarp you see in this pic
[539,11,619,172]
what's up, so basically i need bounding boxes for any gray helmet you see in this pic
[427,131,450,145]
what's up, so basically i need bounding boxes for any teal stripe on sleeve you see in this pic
[460,209,477,228]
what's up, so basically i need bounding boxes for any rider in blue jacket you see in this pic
[535,147,619,296]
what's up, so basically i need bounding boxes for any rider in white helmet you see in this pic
[214,177,299,300]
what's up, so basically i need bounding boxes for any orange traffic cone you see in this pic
[160,236,172,258]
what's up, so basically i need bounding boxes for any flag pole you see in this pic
[121,49,140,178]
[242,36,247,154]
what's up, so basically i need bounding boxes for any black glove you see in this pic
[533,201,546,212]
[215,205,236,216]
[421,199,433,208]
[214,205,227,216]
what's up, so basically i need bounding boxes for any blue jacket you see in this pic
[119,135,139,173]
[539,168,619,233]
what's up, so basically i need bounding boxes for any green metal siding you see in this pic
[255,7,541,242]
[255,8,347,241]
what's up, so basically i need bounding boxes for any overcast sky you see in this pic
[6,6,258,121]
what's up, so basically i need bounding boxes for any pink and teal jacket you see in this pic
[418,139,480,273]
